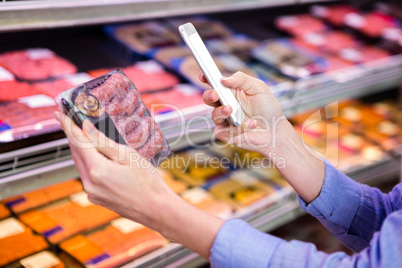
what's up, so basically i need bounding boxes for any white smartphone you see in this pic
[178,22,245,126]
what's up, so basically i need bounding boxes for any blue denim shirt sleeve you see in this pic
[210,159,402,267]
[298,159,402,252]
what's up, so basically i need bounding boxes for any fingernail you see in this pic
[54,112,61,123]
[223,106,231,114]
[83,120,98,135]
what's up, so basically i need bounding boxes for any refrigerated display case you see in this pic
[0,1,401,267]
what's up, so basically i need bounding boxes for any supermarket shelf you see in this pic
[0,0,296,32]
[123,196,303,268]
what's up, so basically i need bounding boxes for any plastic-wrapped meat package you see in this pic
[344,11,398,38]
[0,100,60,143]
[339,46,390,64]
[0,67,42,101]
[167,17,233,40]
[293,31,359,54]
[19,192,119,244]
[179,54,259,90]
[0,218,48,266]
[34,73,94,98]
[59,218,168,268]
[0,49,77,81]
[3,180,83,214]
[275,14,327,36]
[88,61,179,93]
[152,45,192,68]
[57,69,171,166]
[311,5,358,26]
[106,21,181,55]
[252,39,327,78]
[206,35,260,62]
[142,84,204,115]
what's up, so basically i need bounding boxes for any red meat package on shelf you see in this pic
[57,69,171,167]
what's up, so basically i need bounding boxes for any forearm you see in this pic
[143,187,224,259]
[264,119,325,203]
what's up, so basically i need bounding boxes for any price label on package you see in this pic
[111,218,144,234]
[0,66,14,82]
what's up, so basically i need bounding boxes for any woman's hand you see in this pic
[200,71,285,155]
[54,112,223,259]
[200,71,325,203]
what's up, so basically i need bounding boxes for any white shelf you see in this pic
[0,0,295,32]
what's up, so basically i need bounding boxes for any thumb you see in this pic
[82,120,138,165]
[221,71,267,96]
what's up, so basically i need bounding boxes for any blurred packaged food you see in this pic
[0,49,77,81]
[0,218,48,266]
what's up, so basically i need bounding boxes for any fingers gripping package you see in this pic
[57,69,171,166]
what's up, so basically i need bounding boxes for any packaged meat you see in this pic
[167,17,233,40]
[204,170,275,209]
[0,100,60,143]
[344,11,398,38]
[4,251,65,268]
[0,218,48,266]
[293,31,359,54]
[3,179,83,214]
[142,84,204,115]
[19,192,119,244]
[59,218,168,267]
[0,49,77,81]
[206,35,260,61]
[180,187,232,219]
[177,54,259,90]
[105,21,181,55]
[338,46,390,64]
[152,45,192,68]
[0,204,10,219]
[0,67,42,101]
[163,149,229,187]
[275,14,327,36]
[56,69,171,167]
[252,39,327,78]
[311,5,358,26]
[88,61,179,93]
[35,73,94,98]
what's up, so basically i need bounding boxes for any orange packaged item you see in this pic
[60,218,168,267]
[3,180,83,214]
[19,192,119,243]
[4,251,65,268]
[0,203,10,219]
[0,218,48,266]
[180,187,232,219]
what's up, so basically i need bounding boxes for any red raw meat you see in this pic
[125,116,152,148]
[35,79,74,98]
[92,73,130,103]
[276,15,327,36]
[106,89,139,116]
[136,120,164,160]
[88,62,179,93]
[0,81,41,101]
[0,49,77,80]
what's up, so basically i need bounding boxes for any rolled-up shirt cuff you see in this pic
[210,218,282,268]
[298,158,361,228]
